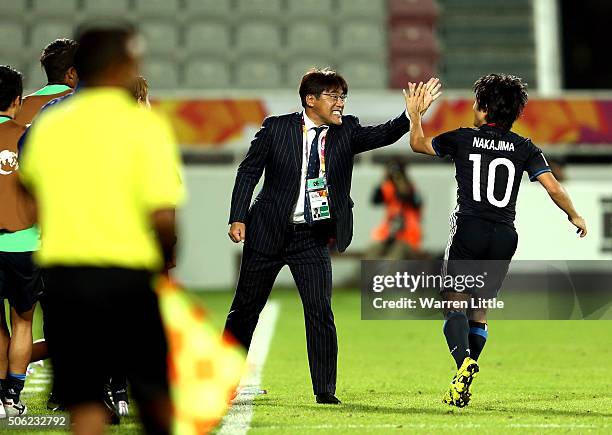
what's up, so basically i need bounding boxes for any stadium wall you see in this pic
[176,164,612,290]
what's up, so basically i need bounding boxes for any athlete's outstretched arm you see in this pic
[404,80,441,156]
[536,172,587,237]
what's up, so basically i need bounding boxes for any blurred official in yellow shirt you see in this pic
[19,22,183,435]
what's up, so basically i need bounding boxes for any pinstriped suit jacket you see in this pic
[229,111,411,254]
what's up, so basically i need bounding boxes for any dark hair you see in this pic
[40,38,78,84]
[74,21,138,83]
[0,65,23,112]
[473,73,528,130]
[299,68,348,108]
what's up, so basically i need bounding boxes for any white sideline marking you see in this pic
[218,301,280,435]
[22,364,52,395]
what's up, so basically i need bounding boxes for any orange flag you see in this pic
[156,276,245,434]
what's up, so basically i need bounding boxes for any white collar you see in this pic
[303,111,328,131]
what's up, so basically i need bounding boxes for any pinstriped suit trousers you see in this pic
[225,226,337,395]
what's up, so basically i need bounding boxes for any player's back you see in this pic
[14,85,73,126]
[432,124,550,227]
[0,118,35,233]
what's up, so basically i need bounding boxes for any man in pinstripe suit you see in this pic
[225,68,440,404]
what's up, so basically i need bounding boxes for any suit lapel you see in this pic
[289,112,303,174]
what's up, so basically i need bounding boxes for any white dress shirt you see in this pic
[291,112,329,224]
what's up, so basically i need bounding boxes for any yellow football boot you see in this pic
[442,357,479,408]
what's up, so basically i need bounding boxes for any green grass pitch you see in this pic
[6,288,611,434]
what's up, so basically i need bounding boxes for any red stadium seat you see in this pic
[390,24,439,57]
[388,0,439,26]
[390,57,437,88]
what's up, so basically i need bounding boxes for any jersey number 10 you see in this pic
[469,154,515,208]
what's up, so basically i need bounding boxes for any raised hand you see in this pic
[421,77,442,115]
[403,78,442,119]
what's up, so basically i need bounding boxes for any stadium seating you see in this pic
[0,0,28,19]
[0,22,26,56]
[31,0,78,18]
[83,0,130,16]
[235,22,283,59]
[140,22,180,55]
[286,0,334,21]
[286,24,334,58]
[143,59,179,89]
[185,59,231,89]
[286,58,336,86]
[184,0,233,21]
[30,21,75,55]
[338,23,387,59]
[337,0,386,20]
[235,59,283,89]
[341,60,388,89]
[9,0,393,90]
[388,0,439,87]
[388,0,439,26]
[133,0,180,18]
[390,58,436,88]
[6,0,538,91]
[185,22,232,56]
[26,62,47,90]
[436,0,536,87]
[390,24,439,56]
[236,0,284,21]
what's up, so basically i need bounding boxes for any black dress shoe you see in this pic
[316,393,341,404]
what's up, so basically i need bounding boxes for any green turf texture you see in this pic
[5,288,611,434]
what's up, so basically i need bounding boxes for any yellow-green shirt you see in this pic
[20,88,185,270]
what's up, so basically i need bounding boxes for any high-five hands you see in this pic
[403,78,442,119]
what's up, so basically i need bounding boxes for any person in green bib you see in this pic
[15,38,78,126]
[0,65,42,417]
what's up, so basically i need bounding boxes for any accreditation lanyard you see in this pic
[302,119,327,176]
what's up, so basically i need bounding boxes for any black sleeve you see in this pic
[431,128,465,158]
[525,140,552,181]
[351,112,411,154]
[228,117,272,223]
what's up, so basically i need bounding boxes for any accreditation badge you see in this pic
[306,176,331,221]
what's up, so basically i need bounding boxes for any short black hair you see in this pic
[74,21,138,83]
[40,38,78,84]
[0,65,23,112]
[299,68,348,108]
[473,73,528,130]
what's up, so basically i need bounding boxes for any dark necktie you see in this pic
[304,126,325,225]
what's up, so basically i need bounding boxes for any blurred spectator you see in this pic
[368,161,424,259]
[130,75,150,109]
